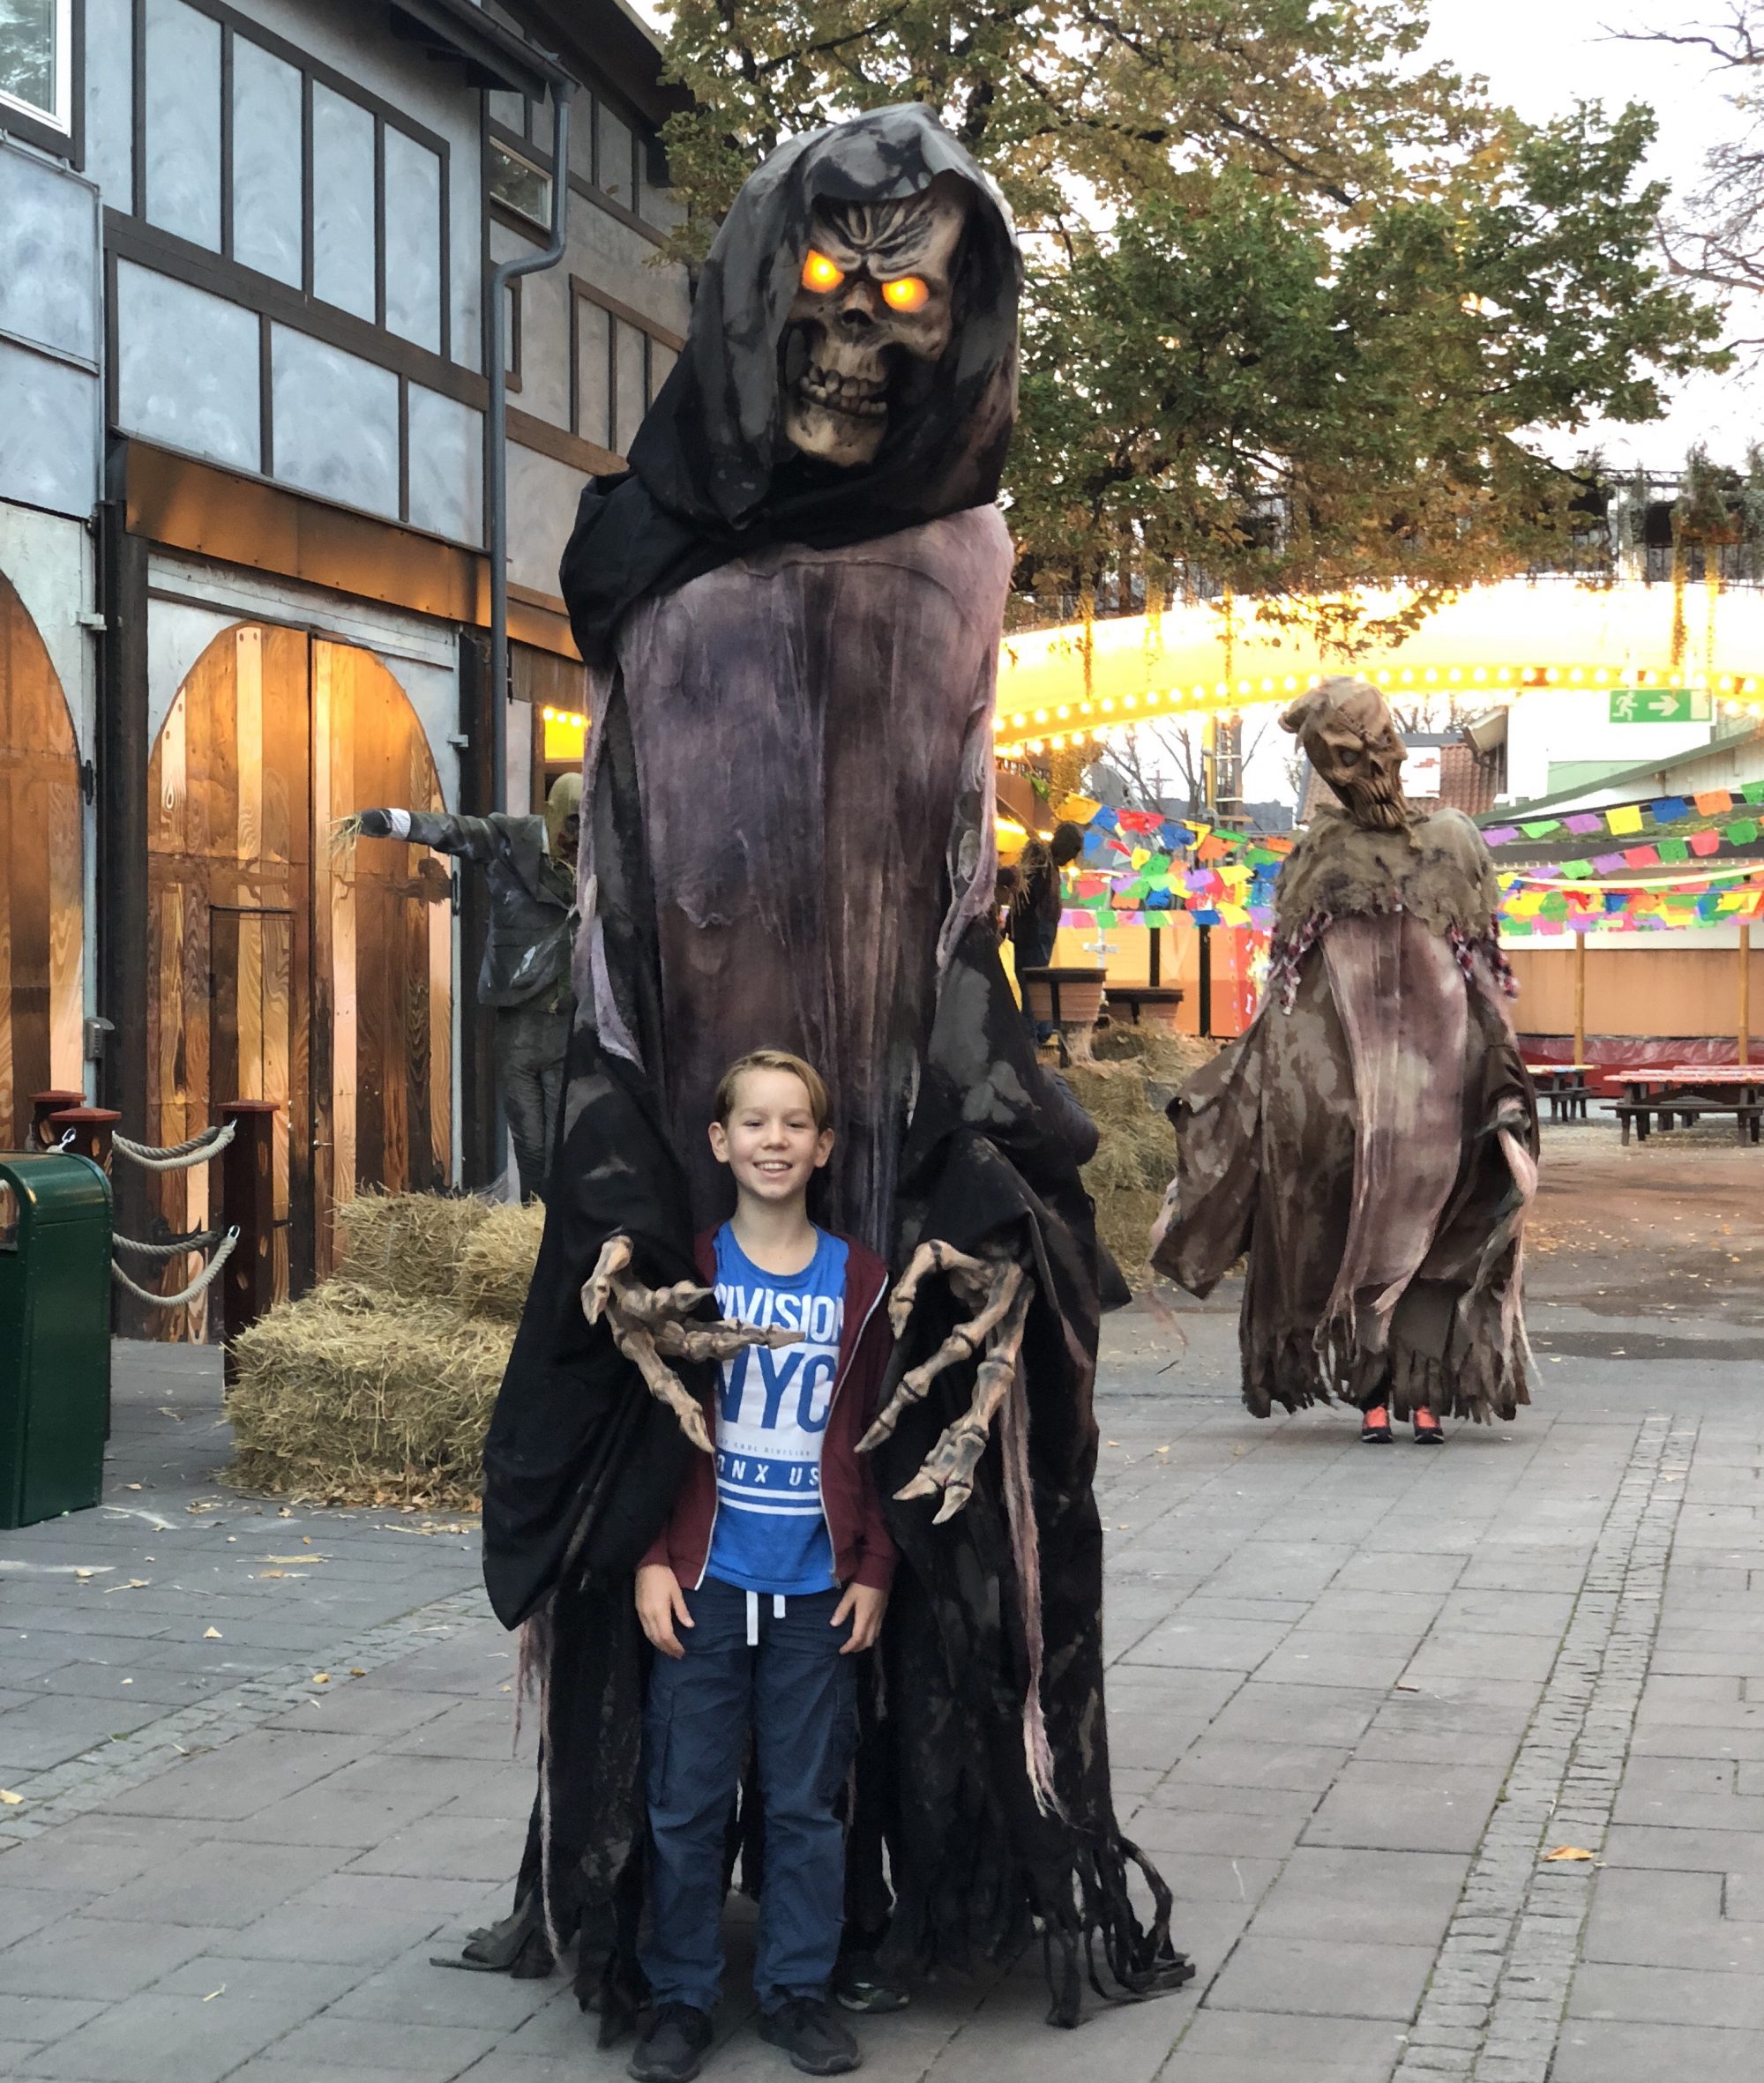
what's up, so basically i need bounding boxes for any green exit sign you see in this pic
[1608,688,1711,723]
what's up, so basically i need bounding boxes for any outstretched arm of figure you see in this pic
[858,1240,1032,1523]
[582,1234,801,1452]
[331,809,503,862]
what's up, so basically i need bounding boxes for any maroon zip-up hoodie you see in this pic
[639,1228,899,1594]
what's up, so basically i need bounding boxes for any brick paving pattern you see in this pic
[3,1126,1763,2080]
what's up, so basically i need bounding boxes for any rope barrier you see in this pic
[110,1226,241,1308]
[112,1120,237,1171]
[112,1228,225,1259]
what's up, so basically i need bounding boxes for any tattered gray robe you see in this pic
[1152,807,1538,1422]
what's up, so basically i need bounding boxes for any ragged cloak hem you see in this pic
[1151,873,1537,1423]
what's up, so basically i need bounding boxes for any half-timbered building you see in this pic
[0,0,689,1321]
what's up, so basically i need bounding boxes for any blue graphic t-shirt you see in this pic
[703,1222,848,1597]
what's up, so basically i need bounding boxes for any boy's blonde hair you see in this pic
[714,1049,832,1134]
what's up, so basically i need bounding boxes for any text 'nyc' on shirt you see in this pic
[703,1222,847,1598]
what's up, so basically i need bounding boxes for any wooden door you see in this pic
[209,903,296,1302]
[148,622,452,1321]
[0,572,82,1147]
[310,640,451,1278]
[147,624,311,1331]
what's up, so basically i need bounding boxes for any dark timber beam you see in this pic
[95,442,151,1329]
[457,630,505,1191]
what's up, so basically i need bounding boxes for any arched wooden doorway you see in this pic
[0,571,82,1147]
[146,626,451,1326]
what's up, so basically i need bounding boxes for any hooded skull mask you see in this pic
[783,175,971,467]
[558,105,1021,668]
[543,770,582,865]
[1282,676,1413,834]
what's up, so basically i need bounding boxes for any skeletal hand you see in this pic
[582,1235,801,1453]
[859,1240,1031,1523]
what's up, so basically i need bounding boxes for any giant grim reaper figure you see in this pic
[1152,677,1539,1433]
[464,106,1185,2034]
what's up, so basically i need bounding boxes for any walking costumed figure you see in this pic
[1152,676,1539,1437]
[460,105,1188,2034]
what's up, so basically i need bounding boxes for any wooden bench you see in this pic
[1606,1095,1763,1145]
[1526,1066,1590,1123]
[1102,984,1185,1030]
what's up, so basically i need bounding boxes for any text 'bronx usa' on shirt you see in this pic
[703,1222,848,1598]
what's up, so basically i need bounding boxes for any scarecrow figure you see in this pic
[1152,676,1538,1440]
[464,105,1184,2032]
[341,773,581,1201]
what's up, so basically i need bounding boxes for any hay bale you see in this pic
[1065,1059,1177,1288]
[335,1191,490,1305]
[454,1201,546,1321]
[1095,1022,1216,1086]
[1091,1187,1170,1288]
[228,1290,509,1506]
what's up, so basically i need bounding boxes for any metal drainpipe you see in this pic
[487,84,573,813]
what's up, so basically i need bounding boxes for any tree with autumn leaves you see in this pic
[655,1,1726,646]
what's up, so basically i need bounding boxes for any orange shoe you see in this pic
[1360,1404,1392,1444]
[1412,1408,1445,1445]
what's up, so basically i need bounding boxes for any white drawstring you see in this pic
[746,1591,759,1647]
[774,1594,786,1620]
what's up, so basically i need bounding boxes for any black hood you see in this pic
[558,103,1021,667]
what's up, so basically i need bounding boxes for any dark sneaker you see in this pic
[833,1956,908,2014]
[759,1996,861,2074]
[629,2002,714,2083]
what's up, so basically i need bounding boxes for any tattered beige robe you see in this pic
[1152,806,1538,1422]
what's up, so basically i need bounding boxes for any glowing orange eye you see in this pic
[880,276,930,312]
[801,249,845,293]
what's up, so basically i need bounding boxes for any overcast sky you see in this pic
[1419,0,1760,468]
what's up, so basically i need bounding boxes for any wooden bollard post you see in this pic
[220,1101,278,1382]
[31,1090,86,1146]
[48,1106,121,1171]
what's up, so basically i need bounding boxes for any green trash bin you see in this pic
[0,1150,112,1528]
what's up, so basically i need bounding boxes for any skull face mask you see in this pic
[1282,676,1412,833]
[781,173,971,467]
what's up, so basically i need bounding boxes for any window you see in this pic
[128,3,452,359]
[572,284,684,459]
[490,137,550,229]
[0,0,71,131]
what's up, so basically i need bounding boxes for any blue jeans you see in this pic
[1017,919,1058,1041]
[640,1579,856,2013]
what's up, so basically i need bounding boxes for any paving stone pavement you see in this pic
[4,1123,1764,2081]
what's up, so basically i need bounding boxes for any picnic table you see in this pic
[1524,1062,1591,1123]
[1605,1064,1764,1145]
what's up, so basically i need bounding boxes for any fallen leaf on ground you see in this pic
[0,1789,23,1805]
[202,1986,225,2002]
[311,1673,330,1685]
[261,1555,325,1564]
[73,1567,99,1579]
[203,1627,222,1640]
[278,1506,293,1518]
[1543,1846,1595,1862]
[1394,1682,1422,1693]
[349,1668,365,1677]
[103,1579,150,1594]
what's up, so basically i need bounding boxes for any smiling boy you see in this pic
[631,1050,896,2083]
